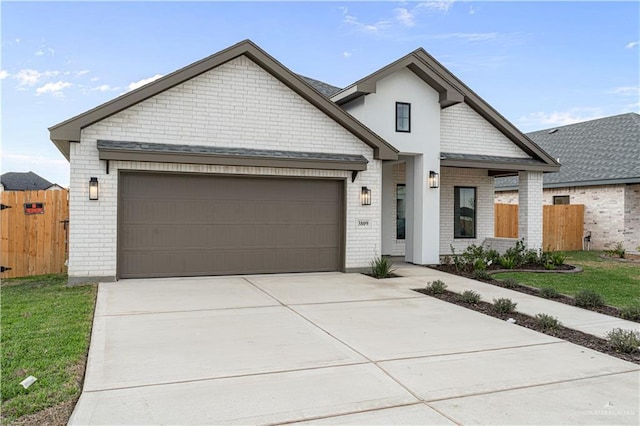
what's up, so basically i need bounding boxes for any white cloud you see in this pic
[431,32,500,42]
[127,74,163,91]
[625,41,639,49]
[340,7,390,33]
[610,86,640,96]
[342,51,352,58]
[0,70,8,80]
[35,50,45,56]
[76,70,90,76]
[417,0,456,13]
[395,8,415,27]
[91,84,118,92]
[15,69,60,86]
[518,108,605,129]
[469,6,476,15]
[36,81,72,96]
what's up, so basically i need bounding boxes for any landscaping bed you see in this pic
[414,288,640,365]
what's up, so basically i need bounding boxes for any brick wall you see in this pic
[495,183,637,250]
[69,55,381,280]
[440,167,495,254]
[441,103,529,158]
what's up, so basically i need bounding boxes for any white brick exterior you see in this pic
[69,56,381,280]
[518,171,544,250]
[441,103,530,158]
[496,183,640,251]
[439,167,496,254]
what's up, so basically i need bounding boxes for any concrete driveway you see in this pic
[71,272,640,425]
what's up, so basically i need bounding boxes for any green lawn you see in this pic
[1,275,97,423]
[494,251,640,308]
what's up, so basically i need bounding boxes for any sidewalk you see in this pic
[388,262,640,339]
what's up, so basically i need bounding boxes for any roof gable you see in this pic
[331,48,559,170]
[0,171,54,191]
[49,40,397,161]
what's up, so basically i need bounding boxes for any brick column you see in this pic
[518,171,543,250]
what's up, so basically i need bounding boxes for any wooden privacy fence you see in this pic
[494,203,585,251]
[1,190,69,278]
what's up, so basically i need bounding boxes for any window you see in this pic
[396,102,411,132]
[553,195,570,205]
[396,184,406,239]
[454,187,476,238]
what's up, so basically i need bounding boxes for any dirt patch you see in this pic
[414,289,640,365]
[9,399,77,426]
[428,265,639,323]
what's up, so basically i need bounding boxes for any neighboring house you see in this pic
[49,40,559,284]
[0,171,64,191]
[495,113,640,251]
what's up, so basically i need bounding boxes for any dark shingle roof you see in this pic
[0,171,54,191]
[97,140,368,164]
[298,75,342,97]
[496,113,640,189]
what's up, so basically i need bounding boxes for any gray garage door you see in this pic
[118,173,344,278]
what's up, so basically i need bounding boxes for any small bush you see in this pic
[539,286,560,299]
[472,270,492,280]
[544,262,556,270]
[493,298,517,314]
[424,279,447,295]
[473,258,487,271]
[459,290,481,304]
[524,249,541,266]
[605,242,625,259]
[501,278,519,289]
[535,313,561,331]
[550,252,566,266]
[607,328,640,353]
[499,255,517,269]
[620,304,640,321]
[575,289,605,308]
[369,256,395,279]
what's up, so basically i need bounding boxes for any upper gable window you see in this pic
[396,102,411,133]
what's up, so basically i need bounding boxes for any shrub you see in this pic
[504,239,527,267]
[472,270,492,281]
[493,298,517,314]
[501,277,519,289]
[620,304,640,321]
[499,255,516,269]
[459,290,481,304]
[544,262,556,270]
[535,313,561,331]
[524,249,541,266]
[473,258,487,271]
[575,289,605,308]
[607,328,640,353]
[485,249,501,266]
[539,286,560,299]
[369,256,395,279]
[424,280,447,295]
[550,252,566,266]
[605,242,625,259]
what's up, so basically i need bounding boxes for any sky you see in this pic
[1,1,638,187]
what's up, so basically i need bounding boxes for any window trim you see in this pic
[396,102,411,133]
[454,186,477,239]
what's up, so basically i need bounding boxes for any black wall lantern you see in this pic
[89,177,99,200]
[361,186,372,206]
[429,171,440,189]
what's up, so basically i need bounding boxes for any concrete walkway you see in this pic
[387,262,640,339]
[70,272,640,425]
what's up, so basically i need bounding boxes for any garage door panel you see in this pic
[119,173,343,278]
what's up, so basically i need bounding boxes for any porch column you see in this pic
[518,171,543,250]
[381,162,395,255]
[405,155,440,265]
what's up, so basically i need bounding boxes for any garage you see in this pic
[118,172,345,278]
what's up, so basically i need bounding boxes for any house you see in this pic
[495,113,640,251]
[49,40,559,284]
[0,171,64,192]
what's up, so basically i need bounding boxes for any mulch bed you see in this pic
[414,289,640,364]
[429,264,637,322]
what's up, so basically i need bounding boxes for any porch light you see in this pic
[361,186,372,206]
[89,177,99,200]
[428,171,440,189]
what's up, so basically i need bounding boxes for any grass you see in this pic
[493,251,640,309]
[1,274,97,423]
